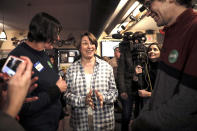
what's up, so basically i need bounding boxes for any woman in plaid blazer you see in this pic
[64,32,118,131]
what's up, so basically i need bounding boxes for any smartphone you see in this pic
[1,55,24,76]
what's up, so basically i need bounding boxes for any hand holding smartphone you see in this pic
[1,55,24,76]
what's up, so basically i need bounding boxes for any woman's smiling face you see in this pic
[148,44,160,62]
[80,36,96,60]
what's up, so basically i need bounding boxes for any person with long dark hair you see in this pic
[130,43,161,121]
[137,42,162,98]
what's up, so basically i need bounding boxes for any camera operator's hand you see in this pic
[86,89,94,109]
[138,89,151,97]
[95,90,103,108]
[135,65,143,74]
[121,92,128,100]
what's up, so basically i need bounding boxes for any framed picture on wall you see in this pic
[60,52,68,63]
[68,57,74,63]
[58,49,79,65]
[69,51,76,57]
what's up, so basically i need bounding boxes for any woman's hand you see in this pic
[121,92,128,100]
[95,90,103,108]
[86,89,94,109]
[135,65,143,74]
[138,90,151,97]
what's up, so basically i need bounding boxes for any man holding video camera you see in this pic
[117,31,147,131]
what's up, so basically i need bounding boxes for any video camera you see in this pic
[112,31,148,66]
[113,31,152,91]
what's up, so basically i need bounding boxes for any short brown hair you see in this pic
[77,32,98,50]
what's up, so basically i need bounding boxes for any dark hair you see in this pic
[140,0,193,8]
[49,55,54,59]
[176,0,193,8]
[27,12,62,43]
[77,32,98,50]
[147,42,162,53]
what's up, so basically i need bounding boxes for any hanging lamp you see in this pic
[0,17,7,40]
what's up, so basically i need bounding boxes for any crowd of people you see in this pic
[0,0,197,131]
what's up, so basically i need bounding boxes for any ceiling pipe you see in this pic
[104,0,136,35]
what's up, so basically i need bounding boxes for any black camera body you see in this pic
[113,31,148,67]
[113,31,151,92]
[132,43,148,67]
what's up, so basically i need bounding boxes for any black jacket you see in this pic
[9,42,61,131]
[117,41,135,96]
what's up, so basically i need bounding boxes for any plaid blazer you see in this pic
[64,57,118,131]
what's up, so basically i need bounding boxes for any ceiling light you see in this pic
[123,1,140,19]
[0,17,7,41]
[132,4,143,17]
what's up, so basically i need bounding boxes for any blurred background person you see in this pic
[64,32,118,131]
[108,46,122,114]
[8,12,67,131]
[117,31,146,131]
[58,66,67,80]
[49,55,59,73]
[109,46,121,85]
[102,56,110,63]
[118,41,134,131]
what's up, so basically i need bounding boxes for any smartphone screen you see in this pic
[1,56,24,76]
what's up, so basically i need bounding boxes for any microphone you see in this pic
[112,33,123,39]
